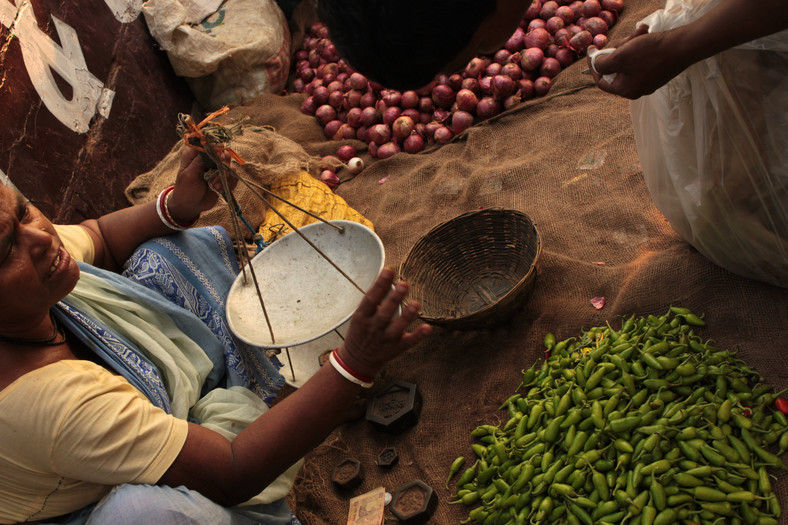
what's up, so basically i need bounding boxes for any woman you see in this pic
[0,147,432,524]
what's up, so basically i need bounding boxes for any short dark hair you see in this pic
[317,0,496,91]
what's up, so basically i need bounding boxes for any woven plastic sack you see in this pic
[142,0,291,110]
[258,170,374,244]
[630,0,788,288]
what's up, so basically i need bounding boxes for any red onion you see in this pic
[520,47,545,71]
[401,90,419,109]
[592,33,609,48]
[360,106,378,126]
[598,10,616,26]
[525,0,542,19]
[485,61,503,77]
[546,43,560,58]
[369,123,391,145]
[402,108,421,122]
[360,91,377,108]
[581,0,602,18]
[434,73,450,86]
[293,78,305,92]
[425,121,442,142]
[519,79,535,99]
[381,89,402,107]
[504,28,526,52]
[347,157,364,174]
[328,89,344,108]
[448,73,464,91]
[494,49,512,65]
[476,97,502,119]
[324,119,342,138]
[431,84,455,109]
[356,125,370,142]
[554,27,574,47]
[451,110,474,133]
[315,104,337,125]
[491,74,517,99]
[419,96,435,113]
[569,30,593,53]
[455,88,479,112]
[576,16,588,28]
[333,123,356,140]
[322,43,340,62]
[461,77,481,93]
[433,125,453,144]
[346,107,363,127]
[312,85,330,105]
[501,62,523,80]
[567,23,583,35]
[320,169,339,189]
[301,96,318,115]
[555,5,576,23]
[368,141,378,157]
[540,0,559,19]
[403,133,425,153]
[540,57,562,78]
[420,112,432,124]
[392,115,415,140]
[337,144,357,162]
[464,57,487,78]
[376,141,401,159]
[545,16,565,34]
[525,28,552,50]
[344,89,363,109]
[382,106,402,125]
[348,72,368,91]
[479,76,493,95]
[601,0,624,12]
[326,80,344,93]
[555,47,576,68]
[585,16,609,36]
[295,49,308,61]
[528,18,547,32]
[534,76,553,96]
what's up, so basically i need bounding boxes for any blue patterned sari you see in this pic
[47,226,300,525]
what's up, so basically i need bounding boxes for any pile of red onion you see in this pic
[293,0,623,160]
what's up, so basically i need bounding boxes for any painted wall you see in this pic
[1,0,195,223]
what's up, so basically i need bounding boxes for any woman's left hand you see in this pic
[167,147,237,225]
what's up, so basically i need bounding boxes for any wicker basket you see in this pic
[399,208,542,330]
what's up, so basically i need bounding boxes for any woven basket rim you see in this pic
[399,207,542,327]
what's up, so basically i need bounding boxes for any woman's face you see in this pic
[0,185,80,330]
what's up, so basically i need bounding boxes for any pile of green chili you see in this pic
[446,307,788,525]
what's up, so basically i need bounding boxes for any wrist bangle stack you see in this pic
[329,348,375,388]
[156,185,198,231]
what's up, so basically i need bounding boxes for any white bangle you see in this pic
[329,351,374,388]
[156,185,197,231]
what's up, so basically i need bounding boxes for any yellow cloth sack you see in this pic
[258,171,374,243]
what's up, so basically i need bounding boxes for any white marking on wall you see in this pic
[1,1,115,133]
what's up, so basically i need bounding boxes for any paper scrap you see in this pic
[347,486,386,525]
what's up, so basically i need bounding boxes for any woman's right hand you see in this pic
[337,268,432,379]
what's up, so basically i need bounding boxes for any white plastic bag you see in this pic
[142,0,290,110]
[630,0,788,288]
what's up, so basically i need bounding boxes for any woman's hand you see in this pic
[337,268,432,379]
[587,24,692,100]
[166,147,237,226]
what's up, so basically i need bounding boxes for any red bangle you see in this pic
[330,347,374,388]
[156,185,198,231]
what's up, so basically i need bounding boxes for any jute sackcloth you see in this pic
[127,0,788,521]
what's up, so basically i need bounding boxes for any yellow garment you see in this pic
[0,360,188,524]
[55,224,95,265]
[258,171,374,243]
